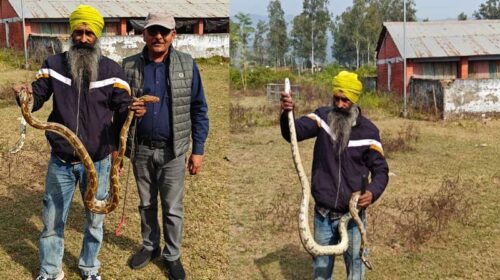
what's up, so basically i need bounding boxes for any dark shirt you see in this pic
[137,55,172,143]
[137,54,208,155]
[31,53,131,162]
[280,107,389,212]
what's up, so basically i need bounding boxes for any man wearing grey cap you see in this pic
[122,12,209,280]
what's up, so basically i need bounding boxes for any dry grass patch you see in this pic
[0,62,229,279]
[229,92,500,279]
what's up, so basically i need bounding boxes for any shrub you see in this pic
[383,123,420,157]
[358,90,401,116]
[0,48,25,70]
[229,66,296,91]
[195,56,229,66]
[229,67,242,90]
[370,175,474,251]
[229,102,281,133]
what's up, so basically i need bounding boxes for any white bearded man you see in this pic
[14,5,146,280]
[280,71,389,280]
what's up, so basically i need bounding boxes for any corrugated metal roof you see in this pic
[9,0,229,19]
[382,20,500,59]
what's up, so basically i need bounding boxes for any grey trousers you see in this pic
[132,145,186,261]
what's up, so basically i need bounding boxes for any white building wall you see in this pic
[29,33,229,63]
[444,79,500,119]
[98,33,229,62]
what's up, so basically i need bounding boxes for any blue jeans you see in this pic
[313,209,367,280]
[38,154,110,278]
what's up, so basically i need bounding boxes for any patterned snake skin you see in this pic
[18,89,159,214]
[9,117,26,154]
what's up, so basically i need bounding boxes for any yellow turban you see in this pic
[69,5,104,38]
[332,71,363,104]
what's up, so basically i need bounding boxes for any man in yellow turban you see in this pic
[280,70,389,279]
[69,4,105,39]
[332,70,363,104]
[12,4,147,280]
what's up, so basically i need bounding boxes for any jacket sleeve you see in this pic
[280,109,320,142]
[363,129,389,202]
[190,61,209,155]
[30,60,54,112]
[109,66,132,150]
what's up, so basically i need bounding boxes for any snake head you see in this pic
[17,89,34,112]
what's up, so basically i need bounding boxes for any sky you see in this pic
[230,0,487,21]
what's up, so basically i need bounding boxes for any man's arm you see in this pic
[18,60,55,111]
[358,131,389,207]
[279,92,320,142]
[189,61,209,175]
[109,67,133,151]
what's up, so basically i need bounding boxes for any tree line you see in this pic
[231,0,500,76]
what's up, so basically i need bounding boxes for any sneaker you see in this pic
[35,271,64,280]
[128,247,161,269]
[165,259,186,280]
[81,272,101,280]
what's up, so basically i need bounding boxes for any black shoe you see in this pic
[128,247,161,269]
[165,259,186,280]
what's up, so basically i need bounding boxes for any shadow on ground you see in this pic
[254,244,311,280]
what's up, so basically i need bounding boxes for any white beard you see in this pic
[67,41,101,91]
[328,105,359,155]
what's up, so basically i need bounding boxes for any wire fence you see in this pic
[266,83,300,102]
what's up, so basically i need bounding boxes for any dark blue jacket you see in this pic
[281,107,389,212]
[31,52,131,162]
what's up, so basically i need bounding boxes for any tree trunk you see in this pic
[356,40,360,69]
[311,27,315,74]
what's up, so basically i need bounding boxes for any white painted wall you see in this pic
[98,33,229,62]
[29,33,228,66]
[443,79,500,119]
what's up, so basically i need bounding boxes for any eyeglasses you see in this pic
[333,95,351,103]
[146,26,172,36]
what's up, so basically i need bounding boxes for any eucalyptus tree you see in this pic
[267,0,289,67]
[291,0,331,73]
[232,12,254,91]
[253,20,269,66]
[474,0,500,19]
[332,0,417,68]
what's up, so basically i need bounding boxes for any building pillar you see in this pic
[406,60,413,81]
[405,60,413,96]
[120,18,127,35]
[194,19,203,35]
[3,23,10,48]
[459,57,468,79]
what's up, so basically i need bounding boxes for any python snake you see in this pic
[18,89,159,214]
[285,79,372,269]
[9,117,27,154]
